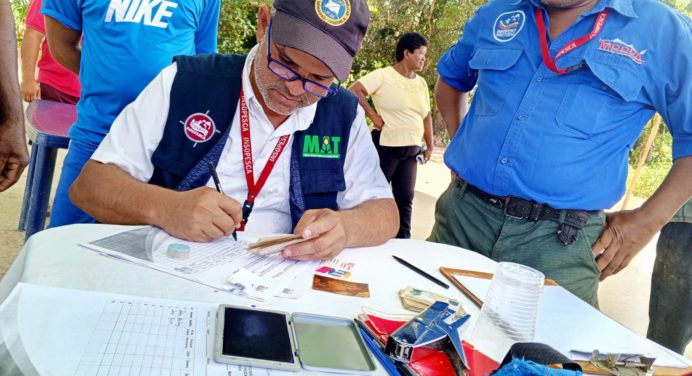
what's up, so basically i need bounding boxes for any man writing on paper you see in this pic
[70,0,399,260]
[430,0,692,306]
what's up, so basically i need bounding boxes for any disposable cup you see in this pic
[467,262,545,356]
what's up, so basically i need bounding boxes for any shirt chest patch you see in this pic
[598,38,647,65]
[180,111,220,147]
[302,134,341,159]
[493,10,526,42]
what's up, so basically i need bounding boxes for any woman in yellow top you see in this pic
[349,32,433,239]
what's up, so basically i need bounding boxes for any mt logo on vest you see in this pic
[303,135,341,158]
[180,112,220,146]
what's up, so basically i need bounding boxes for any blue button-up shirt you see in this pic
[438,0,692,210]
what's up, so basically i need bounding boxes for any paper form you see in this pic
[0,284,300,376]
[0,283,210,375]
[82,227,318,301]
[74,300,202,376]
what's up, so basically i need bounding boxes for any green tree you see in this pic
[352,0,484,142]
[217,0,271,54]
[10,0,30,43]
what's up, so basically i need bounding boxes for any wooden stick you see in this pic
[622,114,662,210]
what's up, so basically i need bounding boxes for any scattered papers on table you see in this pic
[81,226,318,301]
[315,257,355,280]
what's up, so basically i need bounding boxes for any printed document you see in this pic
[82,226,318,301]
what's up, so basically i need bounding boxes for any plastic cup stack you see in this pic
[468,262,545,357]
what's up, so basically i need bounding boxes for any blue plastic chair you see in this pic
[18,100,76,240]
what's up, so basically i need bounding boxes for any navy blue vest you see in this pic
[149,54,358,229]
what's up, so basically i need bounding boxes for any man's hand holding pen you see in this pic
[155,187,243,243]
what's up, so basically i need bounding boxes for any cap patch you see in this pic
[315,0,351,26]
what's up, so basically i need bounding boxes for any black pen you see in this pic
[392,255,449,289]
[207,161,237,241]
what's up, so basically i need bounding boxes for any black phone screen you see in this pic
[221,307,295,363]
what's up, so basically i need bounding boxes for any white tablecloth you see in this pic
[1,224,689,374]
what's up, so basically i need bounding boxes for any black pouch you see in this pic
[558,211,591,245]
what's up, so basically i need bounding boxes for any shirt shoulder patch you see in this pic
[493,10,526,42]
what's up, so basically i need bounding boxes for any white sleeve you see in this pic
[337,105,394,209]
[90,63,178,181]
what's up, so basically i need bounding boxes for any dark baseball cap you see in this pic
[271,0,370,82]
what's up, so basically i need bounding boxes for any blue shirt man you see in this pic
[42,0,219,227]
[430,0,692,304]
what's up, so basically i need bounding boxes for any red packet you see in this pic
[359,311,460,376]
[462,341,500,376]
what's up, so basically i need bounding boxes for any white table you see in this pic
[1,224,690,374]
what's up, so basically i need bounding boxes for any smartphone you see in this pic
[214,305,300,371]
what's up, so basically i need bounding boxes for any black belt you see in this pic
[460,180,599,245]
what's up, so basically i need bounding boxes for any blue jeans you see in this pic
[647,222,692,354]
[48,141,97,227]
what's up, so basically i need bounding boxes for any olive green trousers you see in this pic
[428,180,605,307]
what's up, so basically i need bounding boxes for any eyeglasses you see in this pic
[266,22,339,98]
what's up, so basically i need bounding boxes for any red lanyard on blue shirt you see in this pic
[535,7,609,75]
[238,86,290,231]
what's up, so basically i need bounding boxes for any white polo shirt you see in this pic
[92,46,393,234]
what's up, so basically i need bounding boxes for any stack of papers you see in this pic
[82,227,318,301]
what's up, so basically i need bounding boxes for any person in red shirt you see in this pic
[20,0,80,104]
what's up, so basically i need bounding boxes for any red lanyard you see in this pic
[535,7,608,75]
[238,87,290,230]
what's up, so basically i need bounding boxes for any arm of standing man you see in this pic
[44,16,80,74]
[434,77,469,140]
[21,0,47,102]
[194,0,220,54]
[593,157,692,280]
[20,27,42,102]
[592,14,692,280]
[0,0,29,192]
[348,81,385,130]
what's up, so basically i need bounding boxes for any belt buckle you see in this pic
[528,203,542,221]
[502,197,525,220]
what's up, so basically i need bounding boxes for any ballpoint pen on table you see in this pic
[392,255,449,289]
[207,161,238,241]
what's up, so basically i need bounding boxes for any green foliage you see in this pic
[9,0,30,43]
[352,0,484,141]
[627,119,673,198]
[217,0,271,54]
[660,0,692,16]
[353,0,481,84]
[627,163,671,198]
